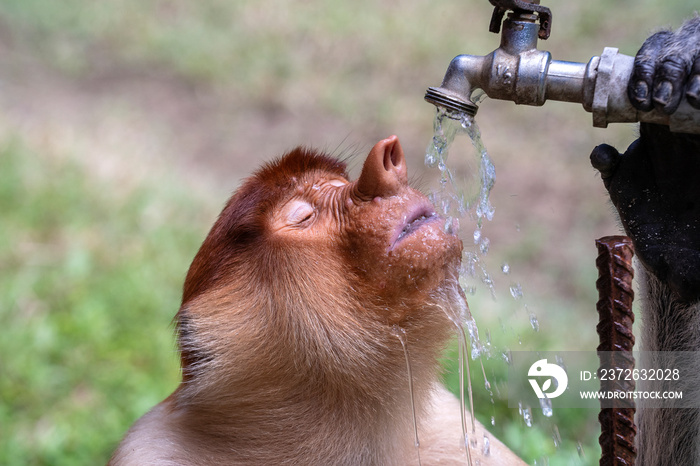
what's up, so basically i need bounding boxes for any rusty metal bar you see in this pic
[595,235,636,466]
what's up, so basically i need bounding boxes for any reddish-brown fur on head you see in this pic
[173,136,461,457]
[181,148,348,306]
[111,136,511,466]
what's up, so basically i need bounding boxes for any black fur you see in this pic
[592,16,700,303]
[628,16,700,114]
[590,16,700,466]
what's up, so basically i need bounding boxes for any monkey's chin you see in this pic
[387,215,461,274]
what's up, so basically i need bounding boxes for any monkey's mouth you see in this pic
[389,205,438,250]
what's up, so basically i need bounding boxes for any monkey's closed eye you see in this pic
[285,200,315,226]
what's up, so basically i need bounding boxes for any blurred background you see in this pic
[0,0,693,464]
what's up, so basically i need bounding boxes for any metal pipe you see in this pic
[425,11,700,133]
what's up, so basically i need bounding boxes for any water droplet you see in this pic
[392,326,422,464]
[482,273,495,298]
[509,283,523,300]
[484,379,491,391]
[529,313,540,332]
[460,114,474,129]
[466,319,483,359]
[482,436,490,456]
[576,441,585,458]
[501,263,510,274]
[522,405,533,427]
[444,217,456,234]
[555,354,565,367]
[440,195,451,213]
[460,252,477,277]
[501,350,512,365]
[551,425,561,448]
[490,416,496,426]
[473,229,481,244]
[479,237,490,254]
[540,397,553,417]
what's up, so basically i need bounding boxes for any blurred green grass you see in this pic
[0,139,210,464]
[0,0,694,464]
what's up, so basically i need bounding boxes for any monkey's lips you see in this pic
[389,204,439,251]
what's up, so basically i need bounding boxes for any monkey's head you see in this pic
[176,136,462,400]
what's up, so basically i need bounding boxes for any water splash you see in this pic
[461,115,496,227]
[441,290,475,465]
[551,425,562,448]
[529,311,540,332]
[466,318,485,359]
[425,109,496,230]
[482,435,491,456]
[457,326,475,461]
[509,283,523,300]
[519,403,533,427]
[478,237,490,255]
[425,107,558,461]
[393,325,422,466]
[427,108,501,466]
[540,396,553,417]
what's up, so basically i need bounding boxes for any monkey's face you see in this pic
[183,136,461,317]
[268,136,463,305]
[178,136,461,384]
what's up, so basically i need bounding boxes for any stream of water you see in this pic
[408,98,598,466]
[425,107,498,463]
[424,105,567,465]
[393,325,422,466]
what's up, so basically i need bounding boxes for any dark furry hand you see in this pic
[591,17,700,303]
[627,16,700,114]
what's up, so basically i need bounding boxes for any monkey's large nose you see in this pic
[356,135,408,199]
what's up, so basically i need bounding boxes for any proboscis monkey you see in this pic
[590,17,700,465]
[109,136,525,464]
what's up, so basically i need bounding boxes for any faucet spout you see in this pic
[425,13,554,119]
[425,54,485,117]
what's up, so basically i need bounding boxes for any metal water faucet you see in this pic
[425,0,700,134]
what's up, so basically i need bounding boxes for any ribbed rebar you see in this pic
[595,235,636,466]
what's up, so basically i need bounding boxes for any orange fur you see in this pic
[109,136,525,465]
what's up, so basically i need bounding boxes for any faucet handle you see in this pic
[488,0,552,40]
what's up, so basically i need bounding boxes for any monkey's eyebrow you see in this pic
[327,179,348,187]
